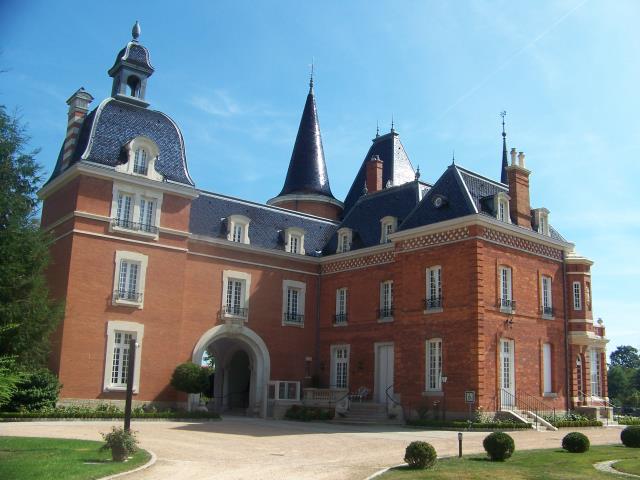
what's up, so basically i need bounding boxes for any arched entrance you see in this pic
[192,324,270,417]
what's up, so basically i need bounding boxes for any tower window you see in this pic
[127,75,141,97]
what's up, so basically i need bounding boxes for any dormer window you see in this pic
[380,216,397,244]
[493,193,511,223]
[116,136,162,181]
[533,208,550,236]
[133,148,148,175]
[227,215,250,245]
[285,228,305,255]
[336,228,352,253]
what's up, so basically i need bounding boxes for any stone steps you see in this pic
[332,402,403,425]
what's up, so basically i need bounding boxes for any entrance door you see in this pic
[375,343,394,403]
[331,345,350,389]
[500,339,515,409]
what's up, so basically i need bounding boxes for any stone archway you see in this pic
[192,324,270,417]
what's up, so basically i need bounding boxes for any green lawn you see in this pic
[614,457,640,476]
[0,436,151,480]
[380,445,640,480]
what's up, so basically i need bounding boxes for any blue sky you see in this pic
[2,1,638,353]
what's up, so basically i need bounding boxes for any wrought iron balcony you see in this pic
[499,298,516,312]
[424,296,443,310]
[378,307,394,319]
[222,305,248,318]
[113,290,143,303]
[334,313,348,324]
[542,306,554,317]
[283,312,304,324]
[111,218,159,234]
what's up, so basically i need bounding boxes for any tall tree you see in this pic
[610,346,640,369]
[0,105,62,368]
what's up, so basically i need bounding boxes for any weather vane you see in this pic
[500,111,507,137]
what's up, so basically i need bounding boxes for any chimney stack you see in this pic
[366,154,384,193]
[506,148,532,229]
[62,88,94,170]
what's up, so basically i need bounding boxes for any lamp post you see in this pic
[441,375,448,421]
[124,339,138,432]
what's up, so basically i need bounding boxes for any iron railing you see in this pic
[334,313,348,324]
[222,305,249,318]
[424,297,443,310]
[499,298,517,312]
[499,388,556,428]
[378,307,394,319]
[283,312,304,324]
[578,390,617,425]
[112,218,159,234]
[113,290,143,303]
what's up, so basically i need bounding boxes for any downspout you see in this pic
[562,257,570,413]
[315,268,321,382]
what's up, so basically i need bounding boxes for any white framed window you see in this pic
[425,266,442,310]
[380,216,397,244]
[268,381,301,401]
[227,215,250,245]
[533,208,550,236]
[573,282,582,310]
[590,349,601,397]
[103,320,144,392]
[337,228,352,253]
[115,136,162,181]
[285,227,305,255]
[585,282,591,311]
[111,182,163,238]
[379,280,394,320]
[330,344,350,389]
[494,193,511,223]
[282,280,305,326]
[222,270,251,320]
[499,266,514,312]
[335,287,347,325]
[112,251,148,308]
[541,275,553,317]
[543,343,552,394]
[426,338,443,391]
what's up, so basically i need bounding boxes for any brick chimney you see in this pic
[506,148,532,228]
[61,88,94,170]
[366,155,383,193]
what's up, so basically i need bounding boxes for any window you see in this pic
[499,266,514,312]
[285,228,305,255]
[133,148,148,175]
[425,266,442,310]
[533,208,550,236]
[335,288,347,324]
[112,251,148,308]
[268,381,300,401]
[336,228,352,253]
[573,282,582,310]
[103,320,144,392]
[585,282,591,310]
[379,280,394,320]
[331,345,350,389]
[227,215,250,245]
[222,270,251,320]
[541,275,553,317]
[282,280,305,326]
[115,137,161,180]
[426,338,443,391]
[543,343,552,394]
[111,183,162,237]
[380,216,397,244]
[494,193,511,223]
[590,349,601,397]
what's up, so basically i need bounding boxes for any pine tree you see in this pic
[0,106,62,368]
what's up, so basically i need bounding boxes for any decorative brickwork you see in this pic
[321,250,394,274]
[481,227,563,260]
[398,227,470,252]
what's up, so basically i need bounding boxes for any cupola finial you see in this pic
[132,21,141,41]
[391,114,395,133]
[376,120,380,138]
[309,59,314,92]
[415,165,421,180]
[500,110,509,183]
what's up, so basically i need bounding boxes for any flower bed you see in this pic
[406,419,531,430]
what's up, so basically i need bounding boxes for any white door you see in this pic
[375,344,394,403]
[331,345,349,389]
[500,339,515,409]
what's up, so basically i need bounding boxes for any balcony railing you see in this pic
[499,298,516,312]
[283,312,304,324]
[424,296,443,310]
[334,313,348,324]
[378,307,394,319]
[542,306,554,317]
[111,218,159,234]
[113,290,143,303]
[222,305,248,318]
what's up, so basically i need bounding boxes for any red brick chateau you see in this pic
[40,24,609,422]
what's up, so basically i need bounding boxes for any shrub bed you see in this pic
[406,419,531,430]
[618,416,640,426]
[404,441,437,469]
[553,420,603,428]
[284,405,334,421]
[621,426,640,448]
[562,432,590,453]
[0,403,220,420]
[483,432,515,461]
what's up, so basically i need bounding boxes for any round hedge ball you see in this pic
[404,441,437,469]
[621,426,640,448]
[483,431,515,461]
[562,432,590,453]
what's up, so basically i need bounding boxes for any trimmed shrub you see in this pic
[618,416,640,426]
[483,432,515,461]
[100,426,138,461]
[404,441,437,469]
[170,363,212,394]
[406,418,530,430]
[621,426,640,448]
[553,420,602,428]
[7,368,61,412]
[562,432,590,453]
[284,405,333,421]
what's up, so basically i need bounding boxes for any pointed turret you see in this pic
[500,111,508,184]
[268,75,343,220]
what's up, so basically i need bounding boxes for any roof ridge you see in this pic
[454,164,508,190]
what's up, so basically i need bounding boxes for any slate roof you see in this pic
[342,131,416,214]
[109,41,155,74]
[190,191,338,255]
[46,98,194,186]
[324,181,426,253]
[277,84,335,199]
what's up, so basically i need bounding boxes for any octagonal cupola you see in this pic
[108,21,155,108]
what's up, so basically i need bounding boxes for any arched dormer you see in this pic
[116,136,162,181]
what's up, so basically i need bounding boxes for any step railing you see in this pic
[577,390,617,425]
[500,389,557,428]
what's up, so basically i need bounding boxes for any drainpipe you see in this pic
[315,271,321,382]
[562,259,570,413]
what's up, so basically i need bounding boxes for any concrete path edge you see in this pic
[97,449,157,480]
[594,460,640,478]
